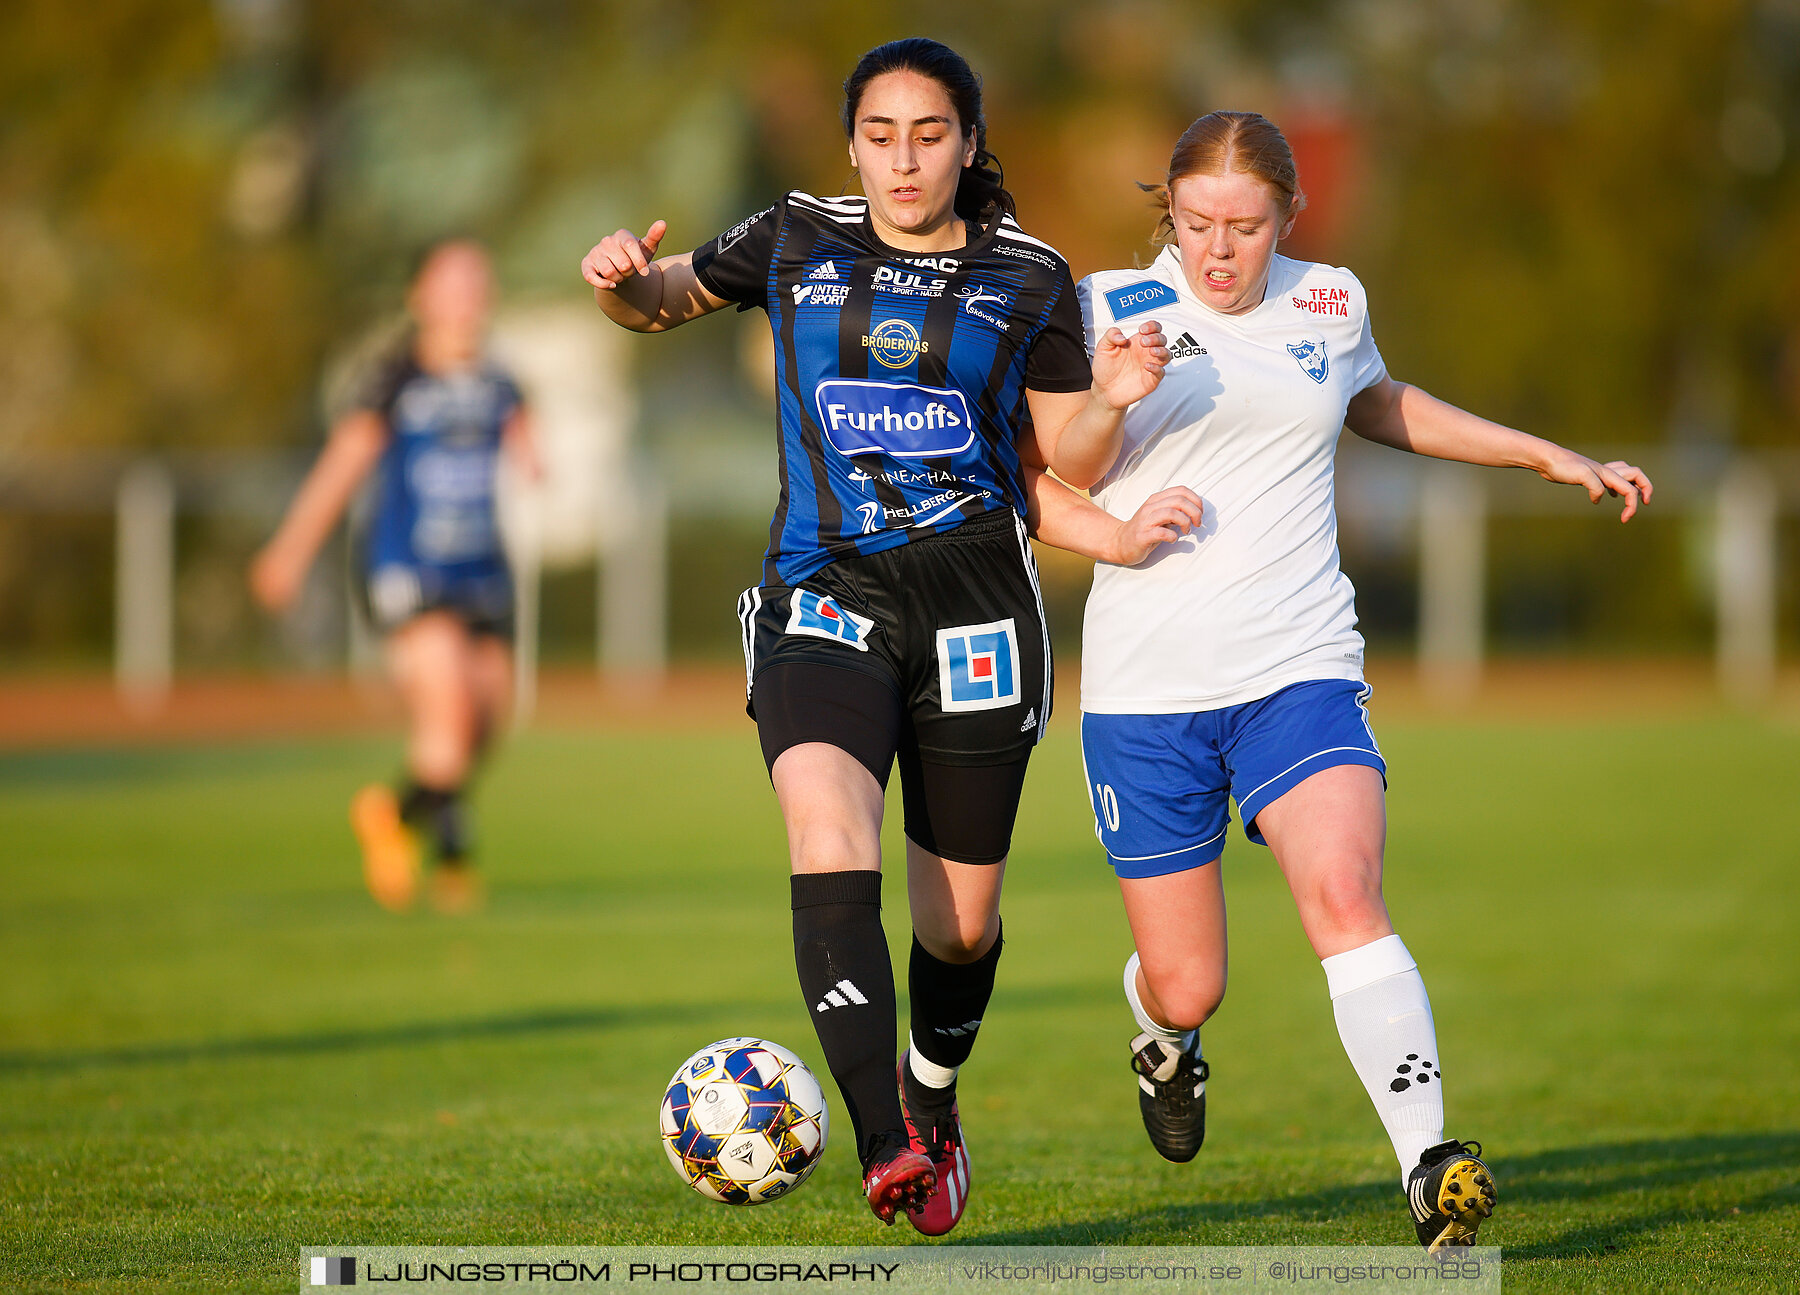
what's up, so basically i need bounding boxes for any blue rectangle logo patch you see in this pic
[813,380,976,459]
[936,618,1020,712]
[1105,280,1176,320]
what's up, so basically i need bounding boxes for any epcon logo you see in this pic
[813,380,975,459]
[1105,279,1176,320]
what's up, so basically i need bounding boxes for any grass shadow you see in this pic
[0,1000,769,1074]
[967,1132,1800,1253]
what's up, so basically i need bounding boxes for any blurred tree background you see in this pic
[2,0,1797,668]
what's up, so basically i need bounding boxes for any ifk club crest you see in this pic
[1286,334,1329,384]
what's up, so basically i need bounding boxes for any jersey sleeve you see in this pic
[1349,279,1388,394]
[690,204,780,310]
[1024,267,1093,393]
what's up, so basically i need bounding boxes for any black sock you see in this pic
[906,924,1004,1118]
[397,780,468,862]
[791,870,902,1168]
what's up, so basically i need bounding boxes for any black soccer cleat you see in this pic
[1407,1138,1497,1252]
[1129,1031,1209,1163]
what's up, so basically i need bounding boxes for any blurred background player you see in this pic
[1069,112,1652,1251]
[250,239,539,914]
[581,37,1185,1232]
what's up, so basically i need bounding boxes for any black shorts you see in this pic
[361,562,515,641]
[740,510,1051,763]
[737,510,1052,864]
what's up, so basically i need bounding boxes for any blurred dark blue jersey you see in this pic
[692,192,1089,586]
[357,353,521,579]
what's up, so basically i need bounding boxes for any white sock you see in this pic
[1123,952,1198,1052]
[1321,934,1444,1188]
[907,1033,958,1089]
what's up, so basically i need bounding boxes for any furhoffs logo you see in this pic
[812,380,975,459]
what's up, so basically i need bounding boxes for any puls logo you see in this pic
[863,318,929,369]
[787,589,876,651]
[937,619,1020,712]
[873,265,947,297]
[814,379,975,459]
[1286,335,1329,383]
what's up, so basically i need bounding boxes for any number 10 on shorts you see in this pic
[936,619,1020,712]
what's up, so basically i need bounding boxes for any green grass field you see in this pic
[3,702,1798,1292]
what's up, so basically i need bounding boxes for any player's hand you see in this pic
[1092,320,1170,412]
[1538,449,1654,522]
[248,544,304,614]
[1108,486,1204,565]
[581,221,667,290]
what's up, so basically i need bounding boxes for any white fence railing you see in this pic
[0,444,1793,712]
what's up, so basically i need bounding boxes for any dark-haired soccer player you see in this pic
[253,240,539,915]
[582,37,1196,1232]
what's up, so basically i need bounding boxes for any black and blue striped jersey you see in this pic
[691,192,1090,586]
[356,351,520,578]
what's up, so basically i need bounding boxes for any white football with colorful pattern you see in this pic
[660,1038,829,1205]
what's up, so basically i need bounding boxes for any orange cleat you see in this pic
[350,784,420,912]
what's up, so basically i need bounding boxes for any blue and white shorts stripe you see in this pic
[1080,679,1386,879]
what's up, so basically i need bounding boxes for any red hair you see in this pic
[1144,111,1307,243]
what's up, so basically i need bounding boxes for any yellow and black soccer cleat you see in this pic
[1408,1138,1497,1252]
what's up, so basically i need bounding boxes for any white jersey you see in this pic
[1077,246,1388,713]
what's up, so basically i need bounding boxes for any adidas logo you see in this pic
[1019,706,1037,733]
[936,1018,983,1038]
[808,261,840,281]
[816,979,868,1012]
[1408,1175,1431,1222]
[1169,332,1207,358]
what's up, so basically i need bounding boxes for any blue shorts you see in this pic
[1080,679,1386,878]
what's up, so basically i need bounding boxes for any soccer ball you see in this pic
[660,1037,830,1205]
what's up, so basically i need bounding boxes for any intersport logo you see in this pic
[813,379,976,459]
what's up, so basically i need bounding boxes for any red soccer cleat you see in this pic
[861,1131,936,1225]
[898,1055,972,1236]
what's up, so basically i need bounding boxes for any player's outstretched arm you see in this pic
[581,220,730,333]
[1025,320,1171,488]
[1346,376,1654,522]
[502,406,543,482]
[1023,466,1202,566]
[249,410,388,613]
